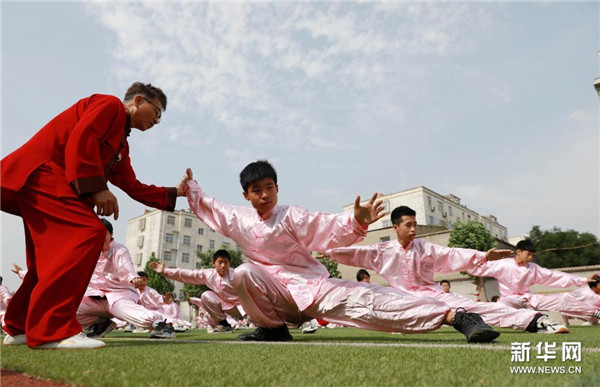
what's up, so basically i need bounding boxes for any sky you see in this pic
[1,1,599,292]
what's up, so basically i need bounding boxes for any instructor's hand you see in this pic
[92,189,119,220]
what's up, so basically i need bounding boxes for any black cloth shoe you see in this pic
[451,308,500,343]
[87,319,117,338]
[237,325,293,342]
[149,320,176,339]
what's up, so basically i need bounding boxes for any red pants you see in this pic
[1,164,105,346]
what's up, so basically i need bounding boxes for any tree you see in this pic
[317,256,341,279]
[144,252,175,297]
[448,220,496,301]
[184,248,245,300]
[528,226,600,269]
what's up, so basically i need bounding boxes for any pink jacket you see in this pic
[85,240,139,305]
[163,267,239,310]
[326,239,486,293]
[467,258,587,297]
[0,285,12,315]
[185,180,367,310]
[558,286,600,318]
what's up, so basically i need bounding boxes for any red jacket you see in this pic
[1,94,176,211]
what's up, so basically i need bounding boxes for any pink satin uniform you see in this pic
[77,241,167,329]
[0,285,12,326]
[467,258,587,311]
[558,286,600,324]
[163,267,240,326]
[326,239,539,330]
[185,181,450,333]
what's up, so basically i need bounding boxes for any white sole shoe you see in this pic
[3,334,27,345]
[33,332,106,349]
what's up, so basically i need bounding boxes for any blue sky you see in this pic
[2,1,599,292]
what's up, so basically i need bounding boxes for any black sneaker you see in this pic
[87,319,117,338]
[237,324,293,342]
[451,308,500,343]
[149,320,176,339]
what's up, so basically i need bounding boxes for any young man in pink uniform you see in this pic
[77,219,175,339]
[0,278,12,327]
[466,239,598,313]
[151,249,241,333]
[180,160,499,342]
[558,277,600,325]
[323,206,568,334]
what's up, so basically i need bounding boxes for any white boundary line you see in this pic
[102,338,600,352]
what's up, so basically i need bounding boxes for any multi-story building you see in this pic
[125,209,240,300]
[342,186,508,241]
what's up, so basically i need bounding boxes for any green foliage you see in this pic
[448,220,496,251]
[528,225,600,268]
[184,247,245,300]
[317,256,342,279]
[144,252,175,296]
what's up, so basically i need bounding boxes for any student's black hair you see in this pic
[101,218,113,234]
[239,160,277,192]
[439,279,450,286]
[137,271,148,278]
[516,239,536,253]
[213,249,231,262]
[356,269,370,282]
[589,277,600,289]
[390,206,416,226]
[0,276,3,285]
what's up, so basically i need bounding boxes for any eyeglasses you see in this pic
[141,97,163,122]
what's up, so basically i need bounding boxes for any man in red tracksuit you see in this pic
[1,82,182,349]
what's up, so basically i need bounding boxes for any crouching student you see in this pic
[558,276,600,325]
[151,249,242,333]
[179,161,499,343]
[77,219,175,340]
[322,206,567,335]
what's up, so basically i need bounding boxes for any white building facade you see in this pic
[125,209,240,300]
[343,186,508,241]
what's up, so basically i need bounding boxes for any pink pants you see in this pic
[420,291,538,330]
[77,296,166,329]
[557,297,599,324]
[231,263,449,333]
[499,293,564,311]
[201,291,242,327]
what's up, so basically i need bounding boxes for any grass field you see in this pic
[2,326,599,386]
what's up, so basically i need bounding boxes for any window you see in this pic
[382,220,391,228]
[437,201,443,212]
[380,236,390,242]
[209,228,215,233]
[209,240,215,249]
[165,233,174,243]
[167,215,175,225]
[137,236,144,248]
[382,200,390,214]
[184,218,192,227]
[135,253,143,265]
[164,251,172,261]
[138,218,146,231]
[183,235,191,245]
[197,244,203,253]
[222,241,230,249]
[428,215,435,224]
[179,290,184,300]
[448,206,453,216]
[427,196,432,209]
[196,262,202,269]
[182,253,190,263]
[197,228,204,235]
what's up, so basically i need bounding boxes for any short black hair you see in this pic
[239,160,277,192]
[439,280,450,286]
[0,276,3,285]
[589,276,600,289]
[124,82,167,111]
[391,206,416,226]
[516,239,536,253]
[101,218,113,234]
[213,249,231,262]
[356,269,370,282]
[137,271,148,278]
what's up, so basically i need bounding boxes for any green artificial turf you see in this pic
[2,326,599,386]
